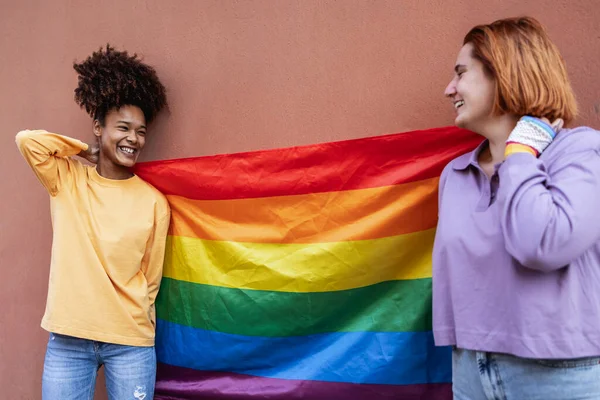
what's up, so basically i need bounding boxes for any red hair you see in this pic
[464,16,577,124]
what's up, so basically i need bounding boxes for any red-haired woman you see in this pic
[434,16,600,399]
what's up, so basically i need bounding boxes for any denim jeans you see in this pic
[452,348,600,400]
[42,333,156,400]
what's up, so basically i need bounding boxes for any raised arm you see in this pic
[15,129,94,196]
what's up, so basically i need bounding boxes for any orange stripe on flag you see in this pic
[168,178,439,244]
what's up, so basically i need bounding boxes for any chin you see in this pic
[455,112,475,130]
[116,157,137,168]
[121,161,136,168]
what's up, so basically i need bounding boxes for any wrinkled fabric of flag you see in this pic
[135,127,480,399]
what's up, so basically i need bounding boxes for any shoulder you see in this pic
[550,126,600,154]
[72,159,90,171]
[135,176,170,214]
[59,156,87,177]
[440,147,477,182]
[436,151,474,205]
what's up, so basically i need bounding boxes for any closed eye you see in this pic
[454,64,466,78]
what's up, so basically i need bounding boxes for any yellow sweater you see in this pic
[16,130,170,347]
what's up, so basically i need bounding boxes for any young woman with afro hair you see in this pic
[16,45,169,400]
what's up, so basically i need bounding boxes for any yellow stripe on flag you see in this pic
[165,229,435,292]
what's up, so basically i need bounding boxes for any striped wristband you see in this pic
[505,142,538,157]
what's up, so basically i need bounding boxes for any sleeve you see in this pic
[141,198,171,326]
[15,129,88,196]
[497,148,600,272]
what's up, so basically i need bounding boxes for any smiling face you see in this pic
[444,43,496,133]
[93,105,147,176]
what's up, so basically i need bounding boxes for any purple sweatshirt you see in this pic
[432,126,600,359]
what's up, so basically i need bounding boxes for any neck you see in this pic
[477,114,519,166]
[96,158,134,180]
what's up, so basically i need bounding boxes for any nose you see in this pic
[444,77,457,98]
[126,130,138,144]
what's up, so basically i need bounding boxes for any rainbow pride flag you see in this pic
[135,126,480,399]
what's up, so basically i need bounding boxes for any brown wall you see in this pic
[1,1,598,398]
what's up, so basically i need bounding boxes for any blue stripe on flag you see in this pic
[156,319,452,385]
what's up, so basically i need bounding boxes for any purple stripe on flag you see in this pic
[155,363,452,400]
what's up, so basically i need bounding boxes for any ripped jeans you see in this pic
[42,333,156,400]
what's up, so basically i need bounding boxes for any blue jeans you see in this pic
[42,333,156,400]
[452,348,600,400]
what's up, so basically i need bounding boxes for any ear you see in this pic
[93,119,102,138]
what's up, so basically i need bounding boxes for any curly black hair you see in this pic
[73,44,167,125]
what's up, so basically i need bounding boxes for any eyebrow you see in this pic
[117,120,146,129]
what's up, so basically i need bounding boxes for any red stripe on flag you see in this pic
[135,127,479,200]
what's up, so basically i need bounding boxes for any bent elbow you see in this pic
[15,130,34,152]
[508,245,570,272]
[517,255,568,272]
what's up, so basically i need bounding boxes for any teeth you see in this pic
[119,147,135,154]
[454,100,465,109]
